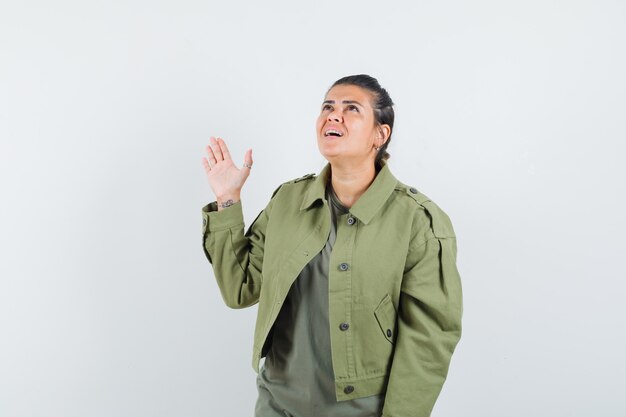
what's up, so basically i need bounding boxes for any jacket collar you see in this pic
[299,160,398,225]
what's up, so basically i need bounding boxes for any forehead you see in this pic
[324,84,374,107]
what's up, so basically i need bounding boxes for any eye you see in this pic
[348,105,359,112]
[322,104,332,110]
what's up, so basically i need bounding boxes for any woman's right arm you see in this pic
[201,136,266,309]
[201,192,278,309]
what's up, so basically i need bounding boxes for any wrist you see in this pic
[216,193,241,211]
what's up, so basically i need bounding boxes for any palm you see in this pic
[202,136,253,199]
[207,158,245,196]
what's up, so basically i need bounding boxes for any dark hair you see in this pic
[326,74,395,169]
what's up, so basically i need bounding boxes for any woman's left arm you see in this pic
[381,206,463,417]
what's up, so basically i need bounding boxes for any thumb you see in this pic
[242,148,253,175]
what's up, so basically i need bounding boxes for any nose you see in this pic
[327,108,342,122]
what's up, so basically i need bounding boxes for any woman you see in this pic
[201,74,463,417]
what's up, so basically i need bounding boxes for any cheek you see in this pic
[315,115,325,129]
[351,122,372,138]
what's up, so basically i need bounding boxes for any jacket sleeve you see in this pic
[201,185,281,309]
[381,206,463,417]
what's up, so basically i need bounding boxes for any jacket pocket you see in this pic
[374,293,397,345]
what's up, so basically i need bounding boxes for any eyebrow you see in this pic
[322,100,364,108]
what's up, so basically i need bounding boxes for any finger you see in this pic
[242,148,253,170]
[211,136,224,161]
[202,157,211,173]
[217,137,232,161]
[206,144,217,164]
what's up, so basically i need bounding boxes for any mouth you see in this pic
[323,128,344,138]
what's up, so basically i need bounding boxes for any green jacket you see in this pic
[201,160,463,417]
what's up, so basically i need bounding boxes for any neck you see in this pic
[328,159,379,209]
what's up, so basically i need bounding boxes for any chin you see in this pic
[319,151,344,163]
[318,143,339,156]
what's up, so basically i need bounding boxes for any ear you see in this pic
[377,124,391,146]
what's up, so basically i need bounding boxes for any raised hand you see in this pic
[202,136,253,209]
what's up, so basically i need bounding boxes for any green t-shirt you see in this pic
[254,179,385,417]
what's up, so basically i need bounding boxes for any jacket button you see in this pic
[339,262,349,271]
[387,329,392,337]
[409,187,418,194]
[347,216,355,225]
[339,322,349,331]
[344,385,354,394]
[202,218,207,226]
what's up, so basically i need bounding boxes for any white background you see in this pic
[1,1,625,416]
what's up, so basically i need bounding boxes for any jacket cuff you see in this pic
[201,200,245,232]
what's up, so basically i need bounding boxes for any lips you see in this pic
[324,126,344,137]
